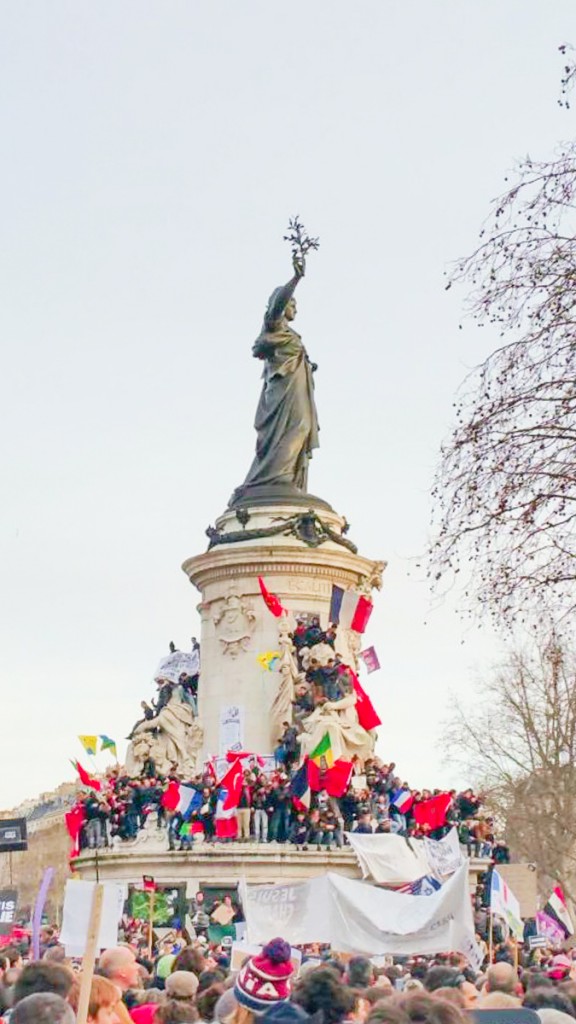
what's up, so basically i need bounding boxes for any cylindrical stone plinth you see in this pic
[182,503,385,762]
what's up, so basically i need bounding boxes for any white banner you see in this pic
[155,650,199,684]
[345,832,430,884]
[424,828,463,879]
[346,828,463,884]
[240,864,481,967]
[219,705,245,755]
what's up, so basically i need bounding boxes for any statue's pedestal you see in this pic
[182,502,385,761]
[72,824,491,898]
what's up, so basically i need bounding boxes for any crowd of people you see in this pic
[75,759,508,861]
[2,929,576,1024]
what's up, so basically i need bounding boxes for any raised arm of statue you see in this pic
[263,258,305,331]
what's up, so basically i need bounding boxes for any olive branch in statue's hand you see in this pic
[284,216,320,277]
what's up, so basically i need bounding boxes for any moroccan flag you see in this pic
[258,577,286,618]
[307,758,353,798]
[544,885,574,938]
[289,761,311,811]
[99,735,117,758]
[309,732,334,769]
[71,759,101,791]
[350,670,382,731]
[413,793,452,831]
[78,735,98,756]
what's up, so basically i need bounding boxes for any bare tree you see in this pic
[448,633,576,902]
[431,48,576,625]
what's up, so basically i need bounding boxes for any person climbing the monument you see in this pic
[275,722,300,772]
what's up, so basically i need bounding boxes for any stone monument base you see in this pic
[72,816,491,901]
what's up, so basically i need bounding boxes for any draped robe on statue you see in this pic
[230,278,319,505]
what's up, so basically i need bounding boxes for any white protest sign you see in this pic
[60,880,126,956]
[424,828,463,879]
[155,650,199,684]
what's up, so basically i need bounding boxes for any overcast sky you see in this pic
[1,1,573,808]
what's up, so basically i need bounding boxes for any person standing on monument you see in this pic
[230,254,320,505]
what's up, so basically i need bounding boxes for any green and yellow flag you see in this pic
[100,735,117,758]
[309,732,334,769]
[78,735,98,757]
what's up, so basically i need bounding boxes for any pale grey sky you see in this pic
[1,1,572,807]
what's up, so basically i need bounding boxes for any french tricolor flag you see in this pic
[161,781,201,817]
[329,585,373,634]
[391,788,413,814]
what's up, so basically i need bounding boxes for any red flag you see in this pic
[258,577,286,618]
[413,793,452,831]
[225,750,266,768]
[350,670,382,731]
[161,780,180,811]
[218,760,244,812]
[215,817,238,839]
[307,758,353,798]
[143,875,157,892]
[65,803,85,859]
[214,761,243,840]
[72,759,101,791]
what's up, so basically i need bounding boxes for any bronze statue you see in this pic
[229,219,321,507]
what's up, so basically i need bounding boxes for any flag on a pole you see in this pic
[289,761,311,811]
[390,788,413,814]
[78,735,98,756]
[99,735,117,758]
[359,646,381,673]
[161,781,202,818]
[413,793,451,831]
[258,577,286,618]
[71,759,101,791]
[329,585,373,633]
[543,885,574,938]
[490,869,524,939]
[215,759,243,838]
[307,758,353,797]
[309,732,335,769]
[64,804,85,859]
[351,670,382,730]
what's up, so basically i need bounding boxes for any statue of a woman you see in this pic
[229,258,320,506]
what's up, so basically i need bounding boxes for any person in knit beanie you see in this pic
[233,939,294,1021]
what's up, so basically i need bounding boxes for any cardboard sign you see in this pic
[60,880,126,956]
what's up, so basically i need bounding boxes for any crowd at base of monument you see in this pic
[2,928,576,1024]
[72,759,508,859]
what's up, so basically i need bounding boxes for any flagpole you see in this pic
[147,889,155,960]
[488,909,494,964]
